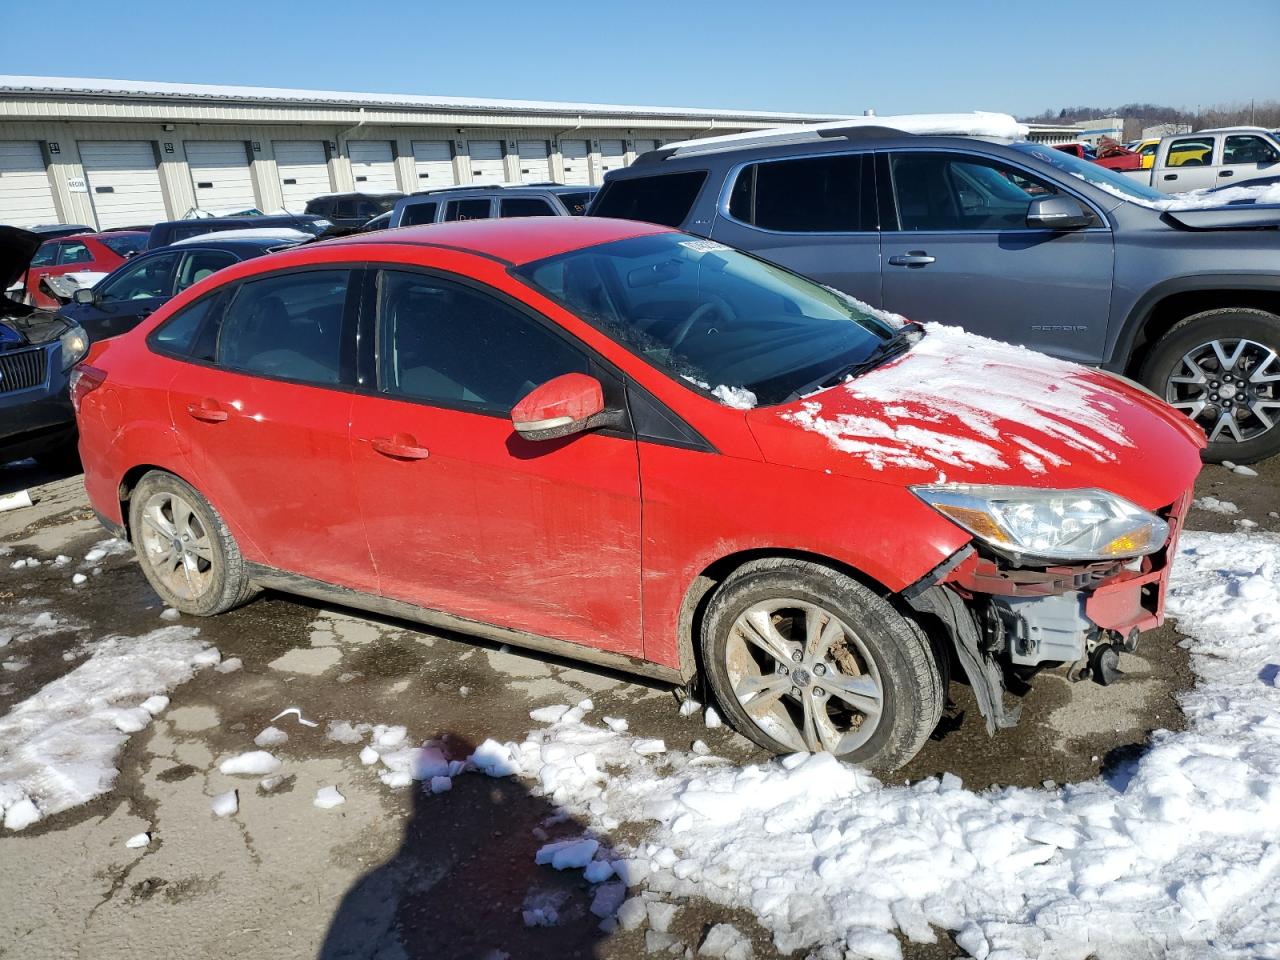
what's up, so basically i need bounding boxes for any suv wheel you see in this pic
[128,471,257,616]
[1141,308,1280,464]
[700,558,943,771]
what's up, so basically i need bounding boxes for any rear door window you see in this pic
[175,250,238,293]
[444,198,493,222]
[590,172,707,228]
[31,242,58,267]
[499,197,556,218]
[58,241,94,264]
[399,201,438,226]
[727,154,871,231]
[215,269,353,385]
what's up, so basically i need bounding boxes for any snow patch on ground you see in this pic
[0,626,209,830]
[782,323,1132,473]
[476,531,1280,958]
[1193,496,1240,514]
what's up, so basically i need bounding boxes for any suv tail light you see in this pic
[69,364,106,414]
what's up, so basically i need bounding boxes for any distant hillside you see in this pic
[1021,101,1279,134]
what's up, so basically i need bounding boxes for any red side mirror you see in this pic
[511,373,609,441]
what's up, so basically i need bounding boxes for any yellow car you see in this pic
[1137,138,1212,168]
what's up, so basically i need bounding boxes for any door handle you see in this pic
[1163,174,1178,181]
[371,433,430,460]
[186,399,228,423]
[1218,170,1234,178]
[888,252,936,267]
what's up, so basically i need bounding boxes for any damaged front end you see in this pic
[905,489,1191,734]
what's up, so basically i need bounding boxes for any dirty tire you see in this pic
[701,558,943,772]
[1140,307,1280,464]
[128,470,257,616]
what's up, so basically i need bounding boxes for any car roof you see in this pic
[328,216,672,265]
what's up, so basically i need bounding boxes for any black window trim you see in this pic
[715,150,879,236]
[144,263,364,395]
[880,147,1111,235]
[355,261,714,452]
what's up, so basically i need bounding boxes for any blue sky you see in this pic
[2,0,1276,117]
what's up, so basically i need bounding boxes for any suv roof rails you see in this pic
[410,181,568,196]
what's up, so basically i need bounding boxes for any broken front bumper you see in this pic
[907,490,1191,731]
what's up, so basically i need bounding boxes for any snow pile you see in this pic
[1077,175,1280,212]
[668,112,1029,152]
[711,385,758,411]
[485,531,1280,958]
[0,626,209,830]
[82,537,132,565]
[1193,496,1239,514]
[783,323,1132,474]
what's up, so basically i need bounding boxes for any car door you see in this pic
[879,150,1114,363]
[1218,133,1280,187]
[163,265,378,592]
[1156,135,1218,192]
[348,267,643,654]
[709,152,883,307]
[80,251,180,340]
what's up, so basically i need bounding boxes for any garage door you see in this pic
[79,141,168,229]
[599,140,626,177]
[633,139,658,160]
[560,140,589,186]
[348,141,398,193]
[0,141,57,227]
[516,140,551,183]
[274,140,331,212]
[411,140,457,189]
[186,141,257,213]
[468,140,506,184]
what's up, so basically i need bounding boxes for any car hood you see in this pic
[0,224,41,291]
[746,324,1205,512]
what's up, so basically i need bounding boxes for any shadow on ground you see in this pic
[317,734,610,960]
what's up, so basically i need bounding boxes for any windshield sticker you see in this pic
[678,240,731,253]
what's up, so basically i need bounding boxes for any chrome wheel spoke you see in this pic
[1208,410,1244,443]
[737,608,794,666]
[1248,350,1280,385]
[824,672,883,719]
[1211,338,1248,373]
[735,673,792,713]
[801,694,843,753]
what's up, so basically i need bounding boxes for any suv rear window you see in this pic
[728,154,871,232]
[400,201,438,226]
[590,172,707,228]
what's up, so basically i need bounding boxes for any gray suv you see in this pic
[591,129,1280,462]
[389,184,597,227]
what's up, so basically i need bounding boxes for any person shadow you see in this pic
[316,733,613,960]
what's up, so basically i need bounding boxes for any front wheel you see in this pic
[128,471,257,616]
[1140,308,1280,464]
[700,558,944,772]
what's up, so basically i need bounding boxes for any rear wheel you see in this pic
[1140,308,1280,464]
[128,471,257,616]
[700,558,943,771]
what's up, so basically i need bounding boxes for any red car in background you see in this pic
[72,218,1202,770]
[23,231,148,309]
[1052,140,1144,172]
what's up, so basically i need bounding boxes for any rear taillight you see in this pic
[69,364,107,414]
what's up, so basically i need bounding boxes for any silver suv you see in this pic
[591,125,1280,462]
[389,184,597,227]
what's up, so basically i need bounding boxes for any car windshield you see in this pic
[99,233,148,257]
[514,233,897,406]
[1012,142,1166,204]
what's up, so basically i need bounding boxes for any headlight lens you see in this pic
[59,325,89,371]
[912,485,1169,562]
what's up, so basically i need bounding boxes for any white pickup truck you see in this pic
[1121,127,1280,192]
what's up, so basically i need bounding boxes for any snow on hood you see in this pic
[751,324,1203,506]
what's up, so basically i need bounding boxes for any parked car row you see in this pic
[587,122,1280,462]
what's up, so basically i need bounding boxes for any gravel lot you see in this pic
[0,455,1275,960]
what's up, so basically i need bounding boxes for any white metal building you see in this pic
[0,76,842,229]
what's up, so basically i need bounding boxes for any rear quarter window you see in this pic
[591,171,708,228]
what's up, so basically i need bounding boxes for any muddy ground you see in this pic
[0,456,1274,960]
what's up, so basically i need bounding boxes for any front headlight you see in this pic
[912,485,1169,563]
[59,325,89,371]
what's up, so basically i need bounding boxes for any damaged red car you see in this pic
[73,218,1203,770]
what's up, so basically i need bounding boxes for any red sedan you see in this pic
[72,218,1203,769]
[24,231,148,309]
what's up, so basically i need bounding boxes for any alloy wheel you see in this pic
[725,599,884,754]
[1166,338,1280,443]
[138,491,215,602]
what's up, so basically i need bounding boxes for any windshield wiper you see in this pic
[784,322,923,402]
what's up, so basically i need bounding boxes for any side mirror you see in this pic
[1026,195,1093,230]
[72,287,96,305]
[511,373,622,441]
